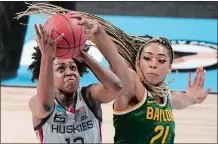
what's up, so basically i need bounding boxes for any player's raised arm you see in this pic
[75,50,123,103]
[69,12,135,103]
[29,24,63,118]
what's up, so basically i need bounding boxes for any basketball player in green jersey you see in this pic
[66,13,210,143]
[67,13,211,144]
[111,37,210,144]
[69,13,210,143]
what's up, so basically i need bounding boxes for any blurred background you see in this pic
[1,1,217,92]
[1,1,217,143]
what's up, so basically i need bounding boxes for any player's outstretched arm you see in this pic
[29,24,63,118]
[171,67,211,110]
[69,11,135,102]
[76,51,123,103]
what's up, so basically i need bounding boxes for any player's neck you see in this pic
[56,91,77,108]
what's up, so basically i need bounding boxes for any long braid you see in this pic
[15,2,152,70]
[15,2,177,97]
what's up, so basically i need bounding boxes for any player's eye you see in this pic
[57,67,65,72]
[143,56,151,61]
[159,60,166,63]
[70,66,77,71]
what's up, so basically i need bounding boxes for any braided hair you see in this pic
[28,46,89,82]
[15,2,150,70]
[15,2,177,97]
[135,36,177,97]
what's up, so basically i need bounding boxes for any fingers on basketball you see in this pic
[55,33,64,45]
[47,28,54,45]
[92,23,99,35]
[79,18,87,26]
[44,29,50,44]
[69,13,89,27]
[34,24,41,40]
[70,13,83,20]
[39,24,45,40]
[68,11,78,15]
[49,28,54,39]
[86,19,99,34]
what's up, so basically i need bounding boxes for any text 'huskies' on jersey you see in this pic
[34,87,102,144]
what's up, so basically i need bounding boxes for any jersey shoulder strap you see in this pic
[80,86,102,122]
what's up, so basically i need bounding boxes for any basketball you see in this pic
[43,13,86,59]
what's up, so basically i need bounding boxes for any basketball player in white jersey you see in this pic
[28,15,130,143]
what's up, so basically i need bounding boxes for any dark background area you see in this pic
[0,1,217,81]
[76,1,218,18]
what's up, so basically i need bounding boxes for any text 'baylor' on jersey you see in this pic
[113,90,175,144]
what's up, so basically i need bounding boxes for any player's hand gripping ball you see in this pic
[68,11,101,40]
[43,13,86,59]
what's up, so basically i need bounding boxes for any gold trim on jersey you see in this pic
[113,90,147,115]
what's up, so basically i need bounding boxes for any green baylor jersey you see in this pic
[113,90,175,144]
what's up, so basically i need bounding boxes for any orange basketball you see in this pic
[43,13,86,59]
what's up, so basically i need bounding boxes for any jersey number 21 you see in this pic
[150,125,169,143]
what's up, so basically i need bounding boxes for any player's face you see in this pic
[139,43,172,85]
[53,58,80,93]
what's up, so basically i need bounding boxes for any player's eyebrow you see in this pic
[145,52,167,57]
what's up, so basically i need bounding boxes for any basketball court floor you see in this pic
[1,87,217,143]
[1,13,217,144]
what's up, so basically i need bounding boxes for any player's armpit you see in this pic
[29,95,54,118]
[113,70,146,111]
[87,83,121,104]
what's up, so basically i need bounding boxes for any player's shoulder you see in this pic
[79,86,100,105]
[28,94,37,109]
[29,94,37,101]
[82,83,95,94]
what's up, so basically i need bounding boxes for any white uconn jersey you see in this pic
[34,87,102,143]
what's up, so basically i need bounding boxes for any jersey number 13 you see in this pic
[65,137,84,144]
